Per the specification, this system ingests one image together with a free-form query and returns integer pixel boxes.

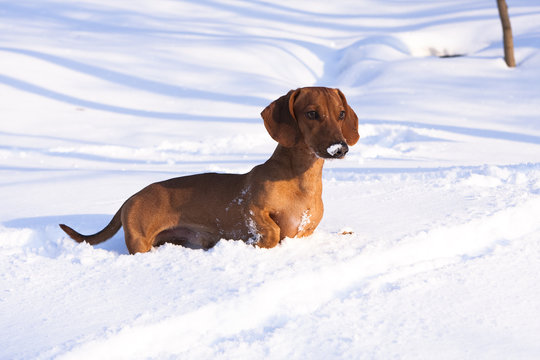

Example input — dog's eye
[306,111,319,120]
[339,111,346,120]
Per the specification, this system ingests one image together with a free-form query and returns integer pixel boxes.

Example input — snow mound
[1,0,540,358]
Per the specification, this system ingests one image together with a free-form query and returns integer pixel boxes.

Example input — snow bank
[3,165,540,359]
[1,0,540,359]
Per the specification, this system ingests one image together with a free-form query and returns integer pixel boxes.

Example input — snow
[1,0,540,359]
[297,210,312,233]
[326,143,344,157]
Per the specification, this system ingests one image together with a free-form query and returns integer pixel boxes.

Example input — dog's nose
[326,141,349,158]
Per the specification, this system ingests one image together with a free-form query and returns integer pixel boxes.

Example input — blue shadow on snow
[4,214,129,255]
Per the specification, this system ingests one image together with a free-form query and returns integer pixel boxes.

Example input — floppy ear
[337,89,360,146]
[261,89,301,148]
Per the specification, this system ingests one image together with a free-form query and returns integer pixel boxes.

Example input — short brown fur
[59,87,359,254]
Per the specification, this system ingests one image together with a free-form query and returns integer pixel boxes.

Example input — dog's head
[261,87,359,159]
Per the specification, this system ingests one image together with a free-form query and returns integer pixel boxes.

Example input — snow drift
[1,0,540,359]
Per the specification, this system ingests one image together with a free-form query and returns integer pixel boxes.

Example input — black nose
[327,141,349,158]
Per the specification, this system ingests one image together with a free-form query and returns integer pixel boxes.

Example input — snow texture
[1,0,540,359]
[326,143,344,157]
[297,210,312,233]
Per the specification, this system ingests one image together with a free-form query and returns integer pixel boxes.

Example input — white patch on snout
[327,143,343,156]
[297,210,312,233]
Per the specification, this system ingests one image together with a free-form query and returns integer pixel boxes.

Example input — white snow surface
[1,0,540,359]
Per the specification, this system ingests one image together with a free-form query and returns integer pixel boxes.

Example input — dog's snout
[326,141,348,158]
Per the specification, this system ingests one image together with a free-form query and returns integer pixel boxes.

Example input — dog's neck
[263,144,324,190]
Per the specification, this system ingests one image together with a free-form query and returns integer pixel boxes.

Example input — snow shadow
[3,214,129,255]
[0,74,255,123]
[361,119,540,145]
[0,47,268,107]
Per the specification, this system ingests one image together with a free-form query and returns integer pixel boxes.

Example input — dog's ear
[337,89,360,146]
[261,89,301,148]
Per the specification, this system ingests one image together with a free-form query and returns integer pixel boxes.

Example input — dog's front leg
[246,209,281,248]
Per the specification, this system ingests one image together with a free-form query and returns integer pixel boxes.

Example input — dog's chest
[277,201,322,239]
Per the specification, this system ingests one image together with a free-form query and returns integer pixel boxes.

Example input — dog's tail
[59,207,123,245]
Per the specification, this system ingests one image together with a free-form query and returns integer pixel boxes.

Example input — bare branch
[496,0,516,67]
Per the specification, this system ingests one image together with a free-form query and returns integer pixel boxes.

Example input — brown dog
[60,87,359,254]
